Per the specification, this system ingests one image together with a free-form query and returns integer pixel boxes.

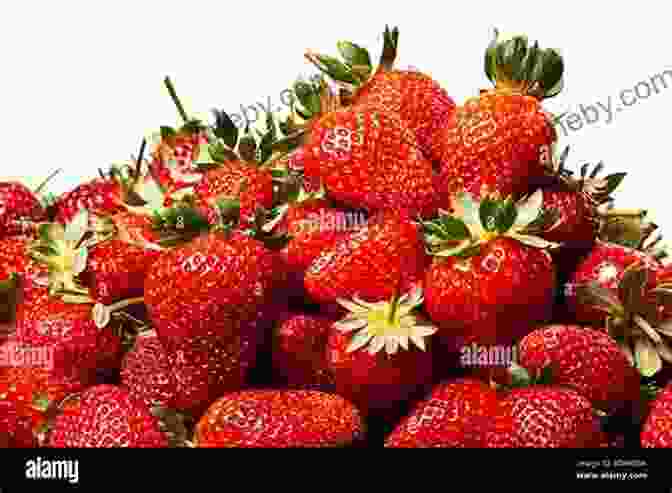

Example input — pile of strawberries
[2,26,672,448]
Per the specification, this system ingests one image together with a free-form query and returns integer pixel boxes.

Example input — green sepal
[211,109,239,149]
[160,126,177,140]
[479,197,517,233]
[206,141,238,165]
[153,205,210,236]
[379,25,399,71]
[337,40,372,81]
[238,130,257,163]
[293,80,323,117]
[309,54,357,84]
[605,173,627,195]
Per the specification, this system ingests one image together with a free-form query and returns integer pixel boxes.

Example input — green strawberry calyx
[574,262,672,377]
[28,209,92,301]
[484,28,564,100]
[422,189,559,258]
[334,285,437,356]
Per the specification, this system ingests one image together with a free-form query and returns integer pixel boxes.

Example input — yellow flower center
[366,305,402,336]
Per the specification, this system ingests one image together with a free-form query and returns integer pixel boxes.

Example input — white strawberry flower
[334,286,437,356]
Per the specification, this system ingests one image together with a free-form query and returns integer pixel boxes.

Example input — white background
[1,1,670,237]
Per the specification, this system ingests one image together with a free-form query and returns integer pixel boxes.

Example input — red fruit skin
[538,189,597,246]
[302,105,437,218]
[144,232,283,354]
[281,200,362,274]
[353,69,456,162]
[194,389,364,448]
[385,378,498,448]
[85,239,161,305]
[432,92,555,206]
[271,313,336,391]
[48,385,168,448]
[424,237,556,347]
[54,178,122,225]
[121,328,260,418]
[304,210,428,305]
[193,161,274,225]
[149,131,209,194]
[0,400,37,448]
[518,325,641,414]
[326,329,434,416]
[0,182,46,239]
[15,292,121,378]
[566,241,661,325]
[486,386,603,448]
[642,384,672,447]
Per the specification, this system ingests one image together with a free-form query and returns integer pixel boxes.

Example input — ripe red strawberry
[193,160,274,225]
[193,389,364,448]
[48,384,169,448]
[0,337,90,441]
[121,329,259,417]
[144,228,286,394]
[271,313,336,390]
[0,171,59,238]
[326,286,436,415]
[423,191,556,347]
[536,148,626,247]
[304,209,428,306]
[641,383,672,447]
[486,386,603,448]
[385,378,499,447]
[571,261,672,379]
[518,324,641,414]
[0,400,37,448]
[304,25,455,161]
[431,30,563,207]
[566,240,662,325]
[15,291,122,379]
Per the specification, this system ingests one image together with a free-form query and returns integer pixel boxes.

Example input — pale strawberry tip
[334,286,437,356]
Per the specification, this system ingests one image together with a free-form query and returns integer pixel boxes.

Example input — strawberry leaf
[311,54,357,84]
[495,198,518,233]
[479,198,500,232]
[160,126,177,140]
[574,282,623,314]
[294,80,322,116]
[211,109,239,149]
[208,141,238,163]
[337,41,372,81]
[605,173,626,195]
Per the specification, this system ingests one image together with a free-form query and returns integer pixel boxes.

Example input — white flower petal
[634,315,663,344]
[512,189,543,230]
[333,317,367,333]
[92,303,111,329]
[385,337,399,355]
[72,248,88,276]
[413,325,438,337]
[336,298,368,313]
[368,336,386,355]
[398,336,409,351]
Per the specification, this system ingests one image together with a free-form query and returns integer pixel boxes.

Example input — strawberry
[48,384,169,448]
[0,400,37,448]
[0,337,90,442]
[566,240,663,326]
[536,147,626,247]
[274,78,437,217]
[486,386,603,448]
[423,191,556,348]
[193,389,364,448]
[121,329,260,418]
[0,170,60,239]
[304,209,428,306]
[304,25,455,161]
[271,313,336,390]
[641,383,672,447]
[326,286,436,415]
[518,324,641,414]
[571,262,672,379]
[384,378,499,447]
[431,30,563,208]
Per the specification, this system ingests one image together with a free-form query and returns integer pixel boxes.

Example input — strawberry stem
[134,139,147,182]
[164,77,188,123]
[33,169,62,195]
